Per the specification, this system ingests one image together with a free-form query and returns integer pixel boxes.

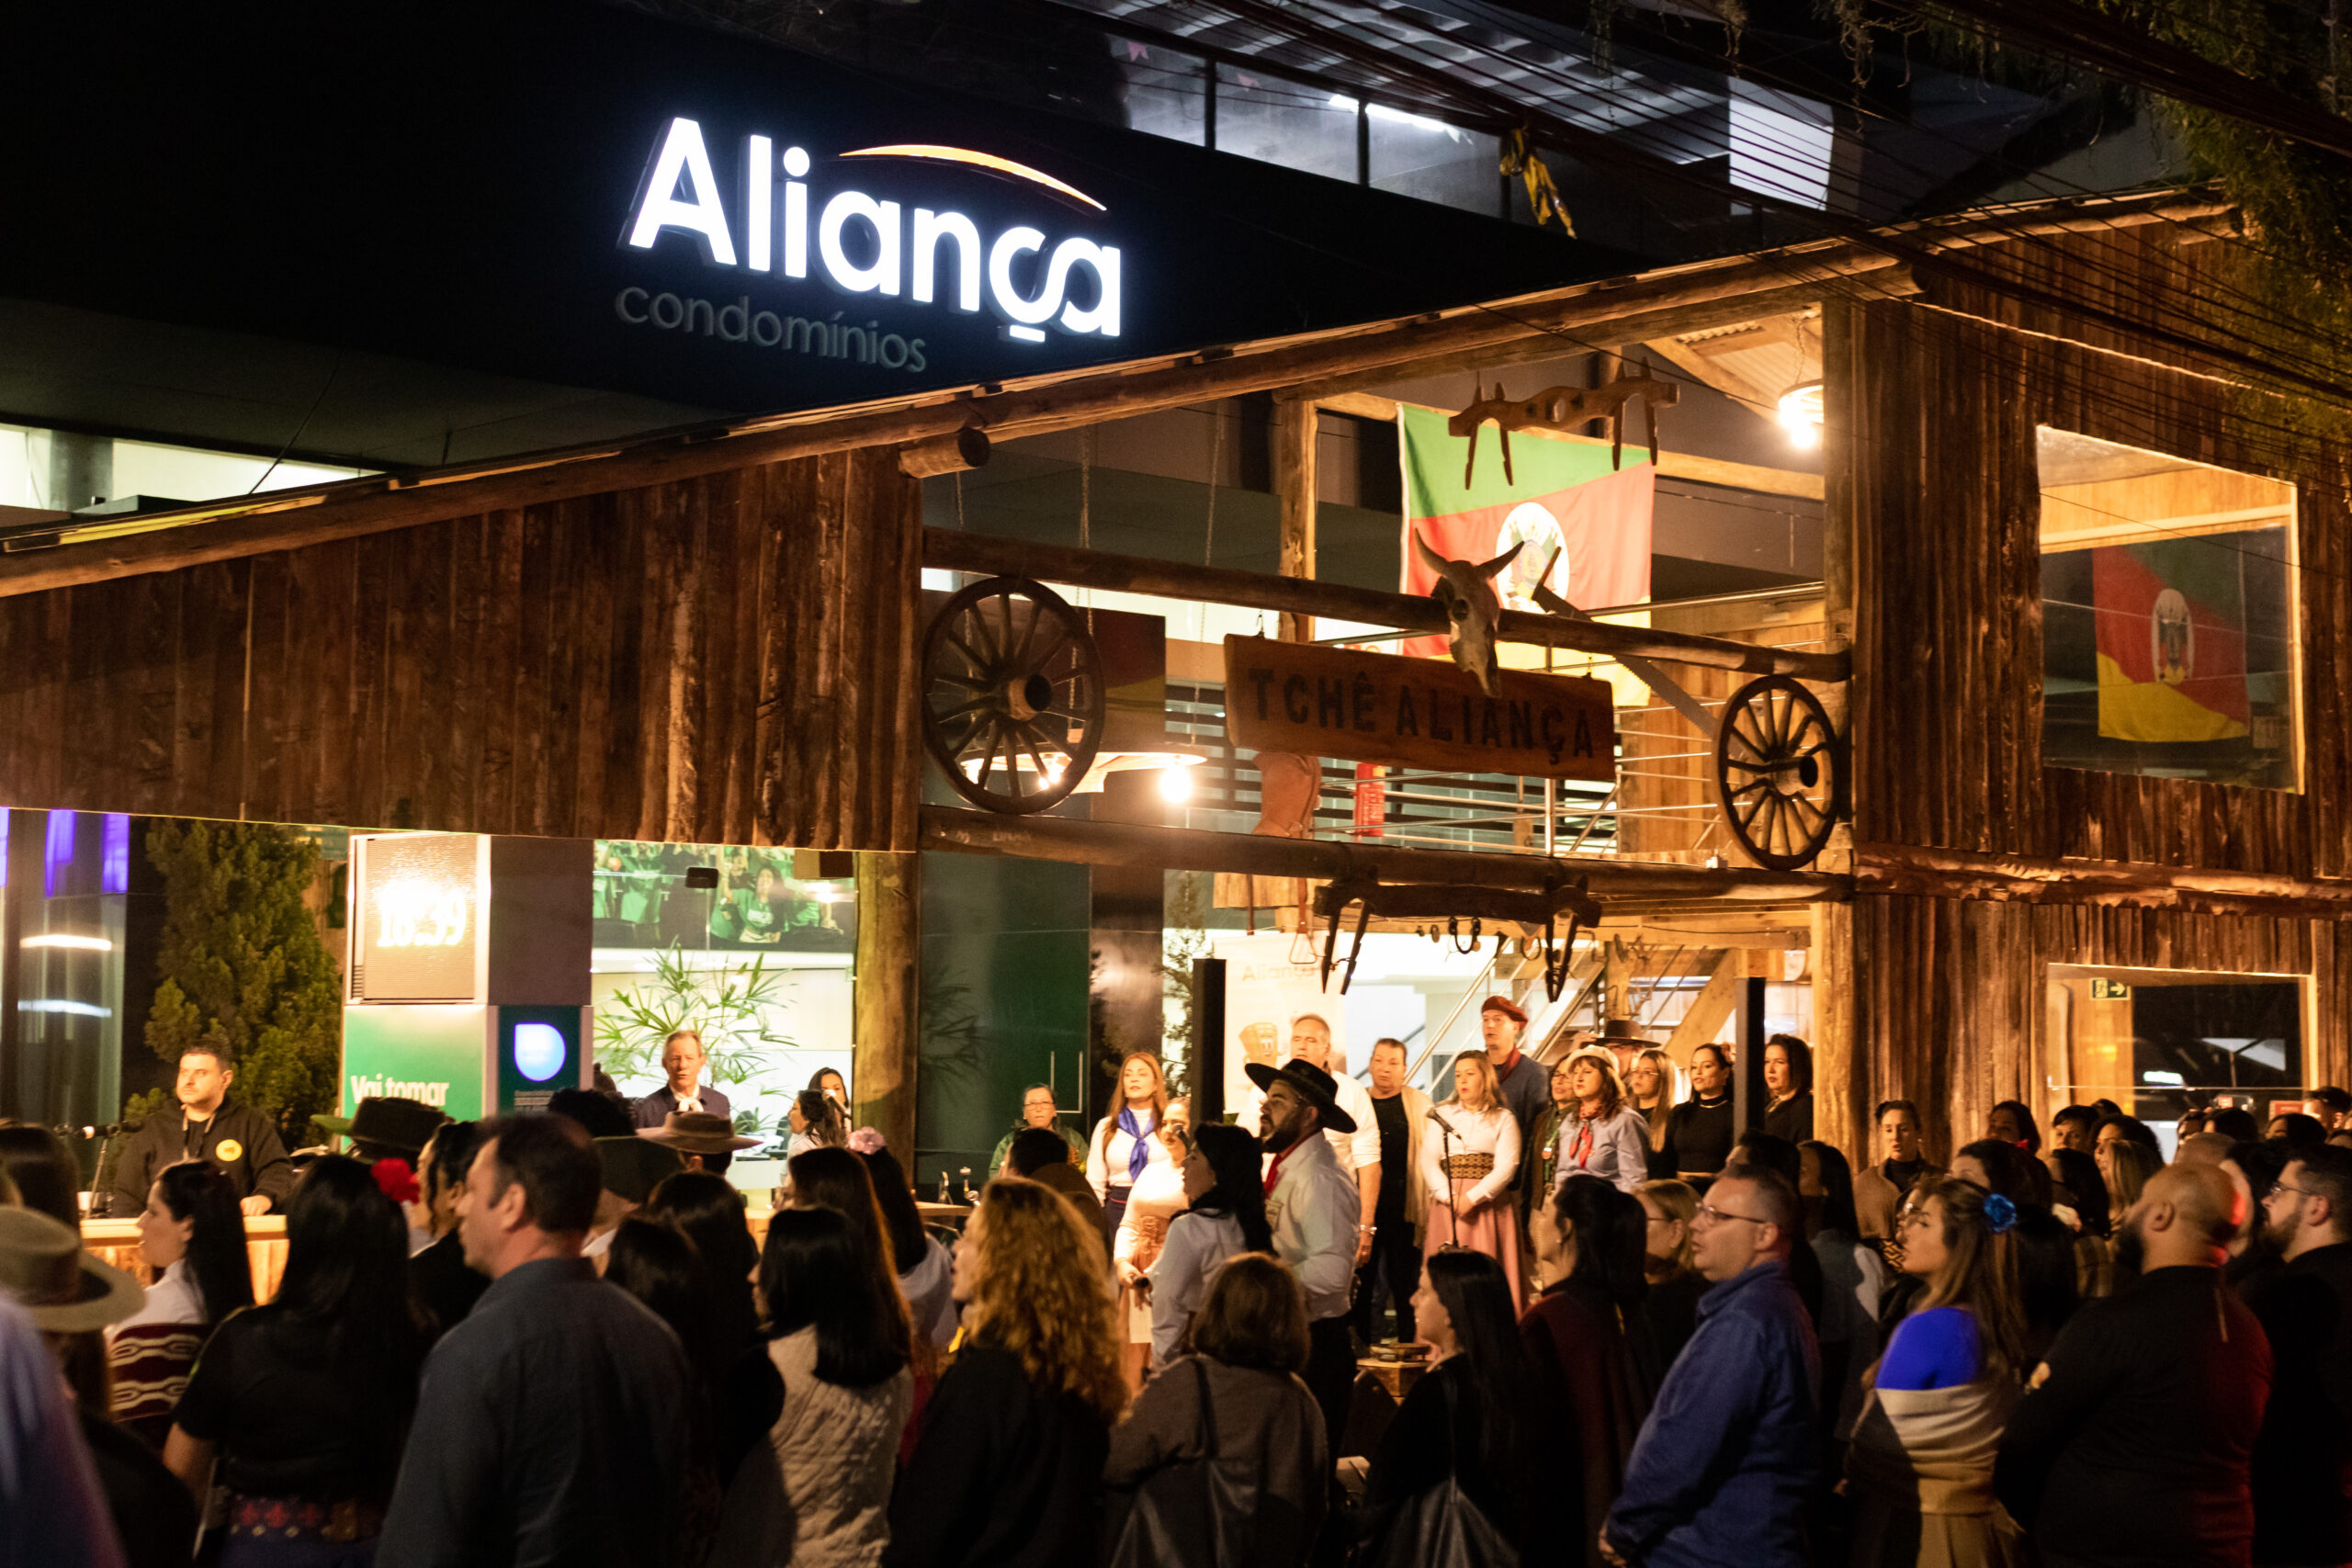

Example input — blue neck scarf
[1115,1106,1155,1182]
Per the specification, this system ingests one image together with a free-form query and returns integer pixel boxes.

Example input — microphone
[1424,1107,1456,1134]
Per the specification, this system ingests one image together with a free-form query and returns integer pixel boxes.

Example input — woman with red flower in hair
[163,1154,424,1566]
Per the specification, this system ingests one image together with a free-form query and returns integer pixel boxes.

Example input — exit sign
[2091,978,2132,1000]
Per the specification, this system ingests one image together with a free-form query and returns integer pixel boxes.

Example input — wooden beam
[1666,952,1745,1058]
[1313,391,1823,501]
[0,193,2225,601]
[1278,275,1915,404]
[853,850,922,1159]
[920,805,1846,902]
[1276,401,1317,642]
[922,529,1849,681]
[1856,842,2352,919]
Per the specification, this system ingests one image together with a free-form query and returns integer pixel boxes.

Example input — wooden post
[853,850,922,1161]
[1276,401,1317,642]
[1813,296,1862,1161]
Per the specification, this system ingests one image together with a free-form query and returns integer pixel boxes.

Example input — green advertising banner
[342,1005,488,1121]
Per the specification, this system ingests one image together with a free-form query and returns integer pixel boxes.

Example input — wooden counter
[83,1217,289,1303]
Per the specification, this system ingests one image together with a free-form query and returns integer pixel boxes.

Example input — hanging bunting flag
[2092,540,2250,743]
[1396,402,1652,662]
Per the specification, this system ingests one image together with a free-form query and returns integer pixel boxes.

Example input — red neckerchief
[1569,1121,1595,1168]
[1263,1141,1294,1195]
[1493,1045,1523,1079]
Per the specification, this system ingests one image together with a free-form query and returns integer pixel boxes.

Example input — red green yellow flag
[1396,403,1652,660]
[2092,540,2249,742]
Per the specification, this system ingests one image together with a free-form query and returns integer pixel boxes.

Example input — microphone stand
[1427,1107,1460,1248]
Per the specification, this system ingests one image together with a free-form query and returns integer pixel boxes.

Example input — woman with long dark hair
[1801,1140,1888,1447]
[643,1170,784,1483]
[1762,1035,1815,1144]
[108,1158,254,1446]
[1845,1178,2030,1568]
[1663,1044,1736,1182]
[858,1146,960,1350]
[885,1177,1126,1568]
[1521,1175,1654,1566]
[1362,1250,1551,1562]
[164,1154,423,1564]
[1146,1122,1271,1368]
[712,1206,915,1567]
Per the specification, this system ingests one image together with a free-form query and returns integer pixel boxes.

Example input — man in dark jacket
[2246,1145,2352,1566]
[1603,1165,1819,1568]
[1996,1163,2271,1568]
[106,1045,290,1217]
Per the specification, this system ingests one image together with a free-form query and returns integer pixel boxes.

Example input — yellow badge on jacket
[216,1139,243,1162]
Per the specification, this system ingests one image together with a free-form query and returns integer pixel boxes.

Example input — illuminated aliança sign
[619,116,1121,359]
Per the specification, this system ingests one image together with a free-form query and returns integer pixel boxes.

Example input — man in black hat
[106,1045,290,1218]
[1249,1055,1363,1457]
[317,1096,448,1166]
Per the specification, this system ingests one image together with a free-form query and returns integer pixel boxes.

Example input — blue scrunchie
[1983,1192,2018,1235]
[1116,1105,1156,1182]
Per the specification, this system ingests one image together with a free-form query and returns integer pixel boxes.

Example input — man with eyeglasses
[2246,1144,2352,1567]
[1602,1164,1818,1568]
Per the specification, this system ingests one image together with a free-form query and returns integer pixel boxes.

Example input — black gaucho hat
[1244,1058,1357,1134]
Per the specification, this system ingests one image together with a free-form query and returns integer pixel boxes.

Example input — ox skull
[1412,530,1523,696]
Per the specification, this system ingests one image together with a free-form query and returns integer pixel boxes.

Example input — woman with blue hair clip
[1844,1179,2032,1568]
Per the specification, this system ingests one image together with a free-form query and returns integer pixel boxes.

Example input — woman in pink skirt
[1419,1049,1525,1304]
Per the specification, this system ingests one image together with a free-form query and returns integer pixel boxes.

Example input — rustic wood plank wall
[1836,227,2352,1155]
[0,450,922,851]
[1851,231,2352,873]
[1848,892,2349,1160]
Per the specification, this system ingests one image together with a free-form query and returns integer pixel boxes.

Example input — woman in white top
[1112,1099,1191,1390]
[1145,1122,1272,1368]
[1419,1050,1525,1304]
[1549,1048,1651,1195]
[1086,1051,1170,1244]
[107,1160,253,1447]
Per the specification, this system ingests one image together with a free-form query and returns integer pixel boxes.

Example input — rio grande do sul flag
[2092,539,2249,743]
[1396,402,1653,660]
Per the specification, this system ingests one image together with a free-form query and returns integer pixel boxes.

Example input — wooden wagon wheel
[921,575,1105,814]
[1714,674,1842,871]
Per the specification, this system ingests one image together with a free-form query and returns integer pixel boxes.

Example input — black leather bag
[1103,1359,1259,1568]
[1349,1374,1521,1568]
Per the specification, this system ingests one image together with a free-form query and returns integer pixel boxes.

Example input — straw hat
[0,1208,143,1333]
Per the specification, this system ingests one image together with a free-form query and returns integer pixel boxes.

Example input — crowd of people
[5,1010,2351,1568]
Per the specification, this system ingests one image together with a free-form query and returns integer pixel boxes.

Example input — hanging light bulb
[1777,380,1824,450]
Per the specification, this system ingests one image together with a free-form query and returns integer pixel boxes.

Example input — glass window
[2050,969,2305,1156]
[2038,428,2299,790]
[1109,39,1207,146]
[1368,106,1499,217]
[1214,64,1358,181]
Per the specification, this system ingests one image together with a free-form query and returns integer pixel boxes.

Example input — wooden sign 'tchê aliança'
[1222,635,1616,782]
